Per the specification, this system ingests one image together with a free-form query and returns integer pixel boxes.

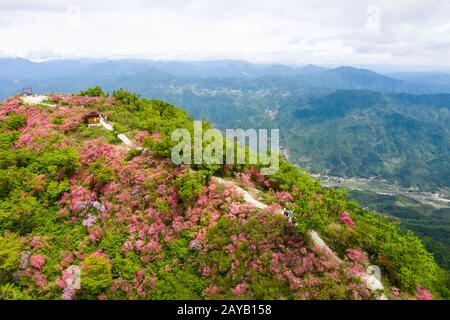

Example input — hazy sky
[1,0,449,68]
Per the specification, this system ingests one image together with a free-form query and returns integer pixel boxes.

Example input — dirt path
[213,176,388,300]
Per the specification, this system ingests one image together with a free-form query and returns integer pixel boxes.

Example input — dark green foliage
[30,148,80,179]
[112,89,139,104]
[80,86,107,97]
[52,116,63,125]
[353,212,449,296]
[0,233,23,282]
[349,189,450,271]
[0,283,32,300]
[6,114,27,130]
[80,254,113,297]
[90,159,115,187]
[126,148,143,161]
[174,171,204,204]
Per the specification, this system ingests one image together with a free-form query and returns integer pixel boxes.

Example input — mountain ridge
[3,58,450,94]
[0,89,447,300]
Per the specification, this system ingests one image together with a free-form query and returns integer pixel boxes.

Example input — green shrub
[174,171,204,204]
[126,148,143,161]
[45,180,70,201]
[80,254,112,297]
[79,86,107,98]
[52,117,63,125]
[90,159,115,186]
[353,212,449,297]
[31,148,80,178]
[0,233,23,281]
[6,114,27,130]
[112,89,139,105]
[0,283,31,300]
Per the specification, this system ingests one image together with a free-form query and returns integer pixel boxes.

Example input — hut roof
[83,110,101,118]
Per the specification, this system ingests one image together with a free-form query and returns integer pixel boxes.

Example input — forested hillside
[1,89,447,300]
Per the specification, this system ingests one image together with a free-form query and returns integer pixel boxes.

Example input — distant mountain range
[2,58,450,98]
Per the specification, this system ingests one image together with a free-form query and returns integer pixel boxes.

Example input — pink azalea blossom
[234,172,252,185]
[136,269,146,279]
[29,236,42,248]
[340,211,356,228]
[415,287,432,300]
[33,272,47,287]
[349,264,365,276]
[203,285,219,296]
[231,283,248,296]
[30,255,46,270]
[276,191,294,203]
[88,227,103,243]
[150,132,161,141]
[56,278,66,289]
[190,239,203,251]
[156,184,166,195]
[345,248,367,264]
[134,131,149,143]
[98,293,107,300]
[200,266,211,277]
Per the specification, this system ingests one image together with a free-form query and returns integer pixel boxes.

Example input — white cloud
[0,0,449,68]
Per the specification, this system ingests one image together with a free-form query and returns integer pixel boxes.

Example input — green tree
[80,254,112,298]
[79,86,107,97]
[174,171,204,204]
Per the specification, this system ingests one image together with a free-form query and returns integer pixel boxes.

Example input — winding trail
[213,176,388,300]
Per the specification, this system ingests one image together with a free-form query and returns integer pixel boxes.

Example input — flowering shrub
[197,212,371,299]
[49,94,104,107]
[415,287,432,300]
[340,211,356,228]
[133,131,151,148]
[30,255,46,270]
[150,132,162,141]
[243,167,270,188]
[231,283,248,296]
[88,227,103,243]
[345,249,368,265]
[275,191,294,203]
[62,185,97,212]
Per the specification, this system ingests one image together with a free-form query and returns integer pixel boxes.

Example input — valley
[312,173,450,269]
[314,174,450,209]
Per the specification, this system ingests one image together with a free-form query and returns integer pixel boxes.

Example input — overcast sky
[1,0,449,69]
